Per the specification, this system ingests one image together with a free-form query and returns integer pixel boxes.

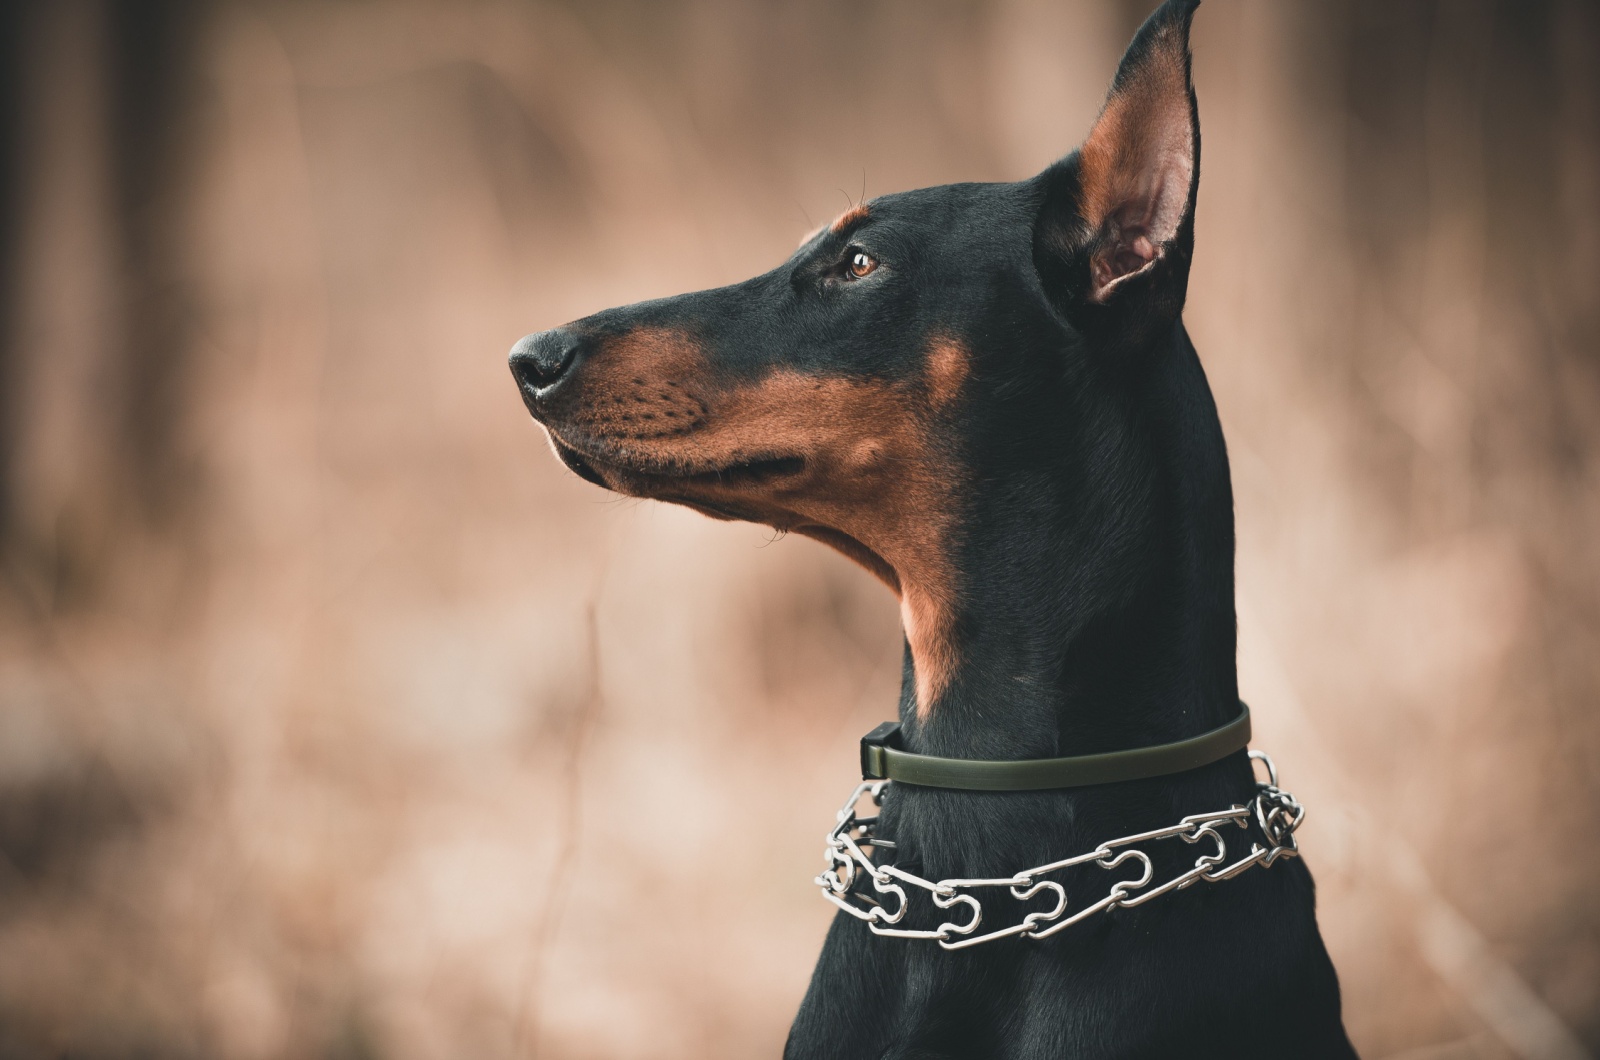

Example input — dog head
[511,0,1202,716]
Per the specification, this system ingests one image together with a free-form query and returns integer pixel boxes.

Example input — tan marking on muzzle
[564,328,712,445]
[553,322,969,716]
[644,367,963,716]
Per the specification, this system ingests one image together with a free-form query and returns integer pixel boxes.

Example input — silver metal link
[815,750,1305,950]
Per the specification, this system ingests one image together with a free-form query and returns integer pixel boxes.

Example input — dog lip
[676,455,806,486]
[547,434,607,486]
[546,430,805,490]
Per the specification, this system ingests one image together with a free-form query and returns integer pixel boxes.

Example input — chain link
[815,749,1305,950]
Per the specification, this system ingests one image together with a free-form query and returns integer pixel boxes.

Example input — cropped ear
[1033,0,1200,338]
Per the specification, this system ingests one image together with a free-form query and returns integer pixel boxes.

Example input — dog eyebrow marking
[828,202,870,234]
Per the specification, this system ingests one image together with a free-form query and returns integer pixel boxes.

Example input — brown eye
[847,250,878,278]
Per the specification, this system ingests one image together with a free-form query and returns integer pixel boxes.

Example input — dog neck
[899,324,1239,766]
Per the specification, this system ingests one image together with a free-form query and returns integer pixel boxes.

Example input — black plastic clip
[860,721,903,780]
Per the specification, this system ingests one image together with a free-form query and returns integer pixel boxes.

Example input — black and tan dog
[510,1,1354,1055]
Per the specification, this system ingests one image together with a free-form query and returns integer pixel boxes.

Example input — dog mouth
[545,432,902,595]
[675,454,807,487]
[549,434,805,494]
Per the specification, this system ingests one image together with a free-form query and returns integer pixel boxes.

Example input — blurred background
[0,1,1597,1057]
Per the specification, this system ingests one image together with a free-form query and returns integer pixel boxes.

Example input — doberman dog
[510,1,1356,1055]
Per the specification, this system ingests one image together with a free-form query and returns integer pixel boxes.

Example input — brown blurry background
[0,1,1597,1057]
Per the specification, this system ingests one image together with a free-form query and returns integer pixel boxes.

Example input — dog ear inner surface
[1032,0,1200,324]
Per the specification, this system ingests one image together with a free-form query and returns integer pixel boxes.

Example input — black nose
[509,328,582,391]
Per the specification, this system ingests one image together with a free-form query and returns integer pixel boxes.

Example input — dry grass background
[0,1,1597,1057]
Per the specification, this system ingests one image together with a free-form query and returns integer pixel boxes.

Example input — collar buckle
[860,721,902,780]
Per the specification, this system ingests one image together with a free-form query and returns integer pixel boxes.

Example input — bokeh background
[0,1,1597,1057]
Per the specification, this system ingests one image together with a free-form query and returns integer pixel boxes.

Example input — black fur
[510,2,1356,1055]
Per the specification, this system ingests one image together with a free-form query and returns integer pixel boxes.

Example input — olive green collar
[858,702,1252,791]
